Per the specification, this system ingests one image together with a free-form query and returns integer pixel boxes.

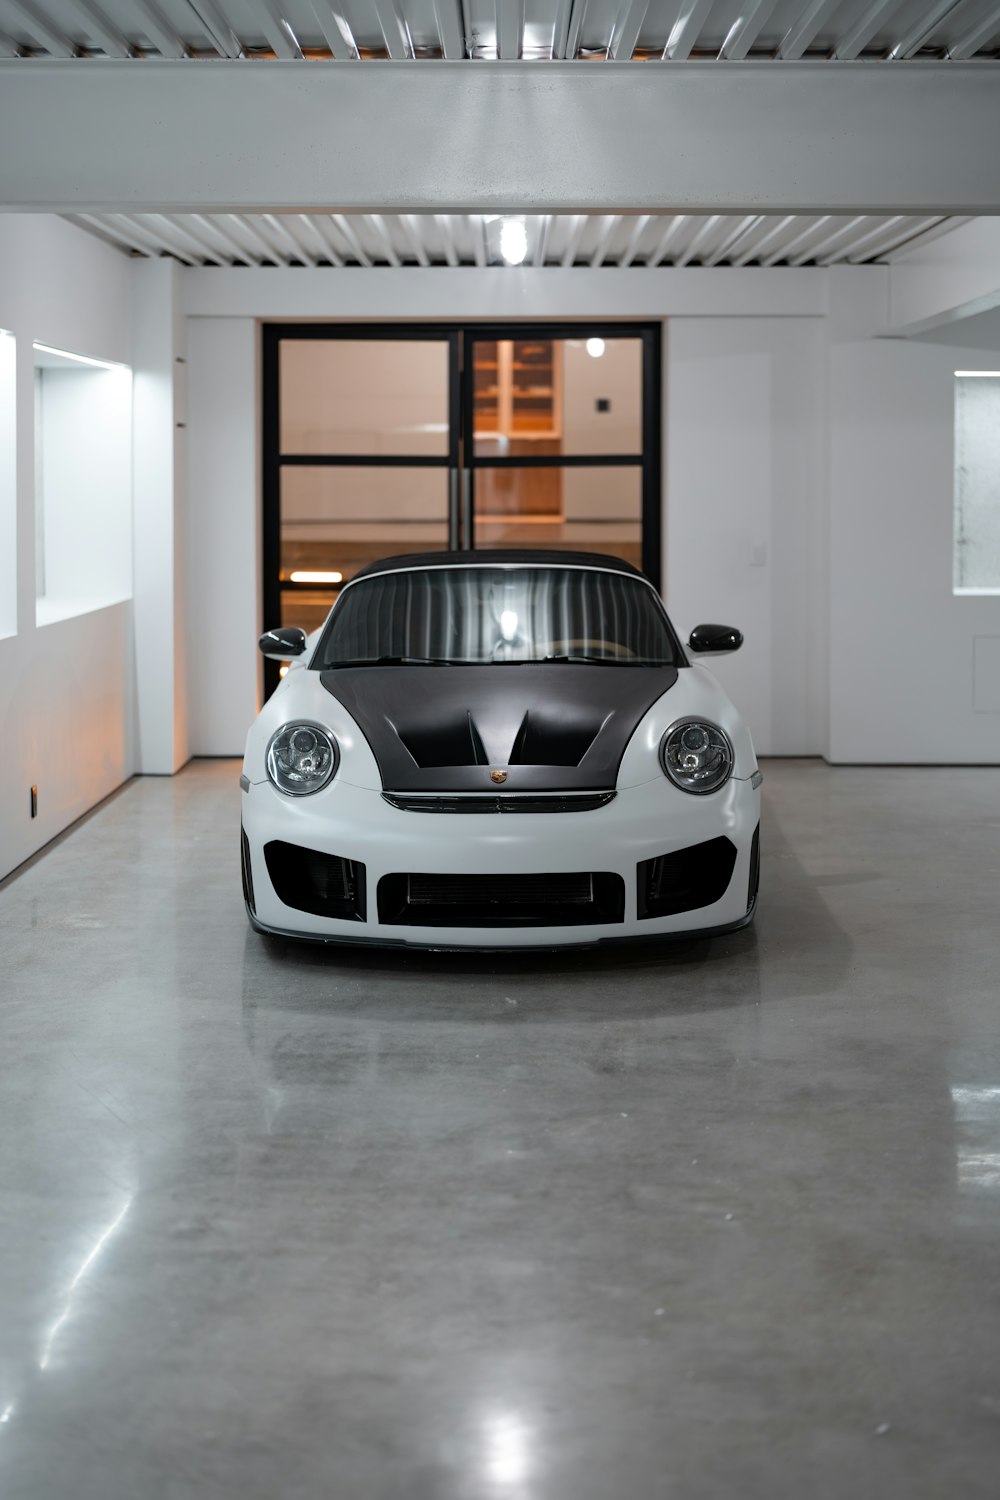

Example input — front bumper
[241,775,760,950]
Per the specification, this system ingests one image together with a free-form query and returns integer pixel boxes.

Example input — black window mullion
[470,454,644,470]
[278,454,451,468]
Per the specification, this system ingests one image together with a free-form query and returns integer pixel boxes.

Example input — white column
[131,257,189,772]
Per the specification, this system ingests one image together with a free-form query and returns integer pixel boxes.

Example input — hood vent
[393,705,607,771]
[509,707,609,768]
[392,709,489,769]
[320,663,678,792]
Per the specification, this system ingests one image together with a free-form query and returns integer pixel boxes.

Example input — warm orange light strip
[289,570,343,584]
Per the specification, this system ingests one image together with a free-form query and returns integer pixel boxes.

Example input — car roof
[348,549,647,583]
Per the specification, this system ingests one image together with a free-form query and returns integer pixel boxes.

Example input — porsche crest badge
[490,769,508,785]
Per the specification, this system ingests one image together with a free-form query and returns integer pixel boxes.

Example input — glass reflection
[38,1195,132,1371]
[482,1408,532,1487]
[951,1087,1000,1191]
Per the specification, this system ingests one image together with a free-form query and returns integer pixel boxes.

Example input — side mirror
[689,623,743,655]
[259,626,308,661]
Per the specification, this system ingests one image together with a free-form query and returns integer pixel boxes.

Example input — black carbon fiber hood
[319,664,678,792]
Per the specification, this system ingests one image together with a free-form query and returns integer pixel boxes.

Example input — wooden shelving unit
[473,339,563,441]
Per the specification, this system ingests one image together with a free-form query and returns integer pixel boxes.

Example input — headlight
[266,722,338,796]
[660,719,733,795]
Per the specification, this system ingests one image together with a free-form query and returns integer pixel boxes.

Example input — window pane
[280,589,335,636]
[280,340,449,456]
[472,337,642,458]
[280,467,449,590]
[955,374,1000,592]
[474,466,642,572]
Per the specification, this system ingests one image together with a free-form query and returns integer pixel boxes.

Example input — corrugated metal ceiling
[2,0,1000,60]
[65,210,967,267]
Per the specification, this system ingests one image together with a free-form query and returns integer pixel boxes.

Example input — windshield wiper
[322,655,457,669]
[537,654,671,666]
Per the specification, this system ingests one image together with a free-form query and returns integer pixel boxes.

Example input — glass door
[464,325,660,579]
[262,322,660,696]
[262,325,458,694]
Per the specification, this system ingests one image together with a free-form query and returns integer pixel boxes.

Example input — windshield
[312,565,678,669]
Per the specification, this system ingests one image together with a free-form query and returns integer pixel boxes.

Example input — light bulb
[499,220,528,266]
[586,337,605,359]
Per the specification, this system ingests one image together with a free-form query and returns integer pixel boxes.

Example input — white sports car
[241,550,761,949]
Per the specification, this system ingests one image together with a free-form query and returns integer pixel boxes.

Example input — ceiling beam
[371,0,412,58]
[245,0,301,59]
[718,0,781,60]
[495,0,524,59]
[887,0,963,59]
[607,0,649,61]
[4,0,75,56]
[589,214,620,267]
[309,2,357,57]
[532,215,552,267]
[732,214,796,265]
[186,0,243,58]
[133,0,187,58]
[62,0,132,57]
[431,0,465,58]
[948,2,1000,58]
[646,215,688,266]
[835,0,905,59]
[703,213,761,264]
[674,214,722,266]
[778,0,840,59]
[617,213,651,267]
[663,0,714,61]
[2,62,1000,214]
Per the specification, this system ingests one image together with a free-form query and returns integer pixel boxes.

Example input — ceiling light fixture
[499,219,528,266]
[586,337,606,359]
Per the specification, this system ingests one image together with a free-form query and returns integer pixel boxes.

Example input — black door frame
[261,321,662,696]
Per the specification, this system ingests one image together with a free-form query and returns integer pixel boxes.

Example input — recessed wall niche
[33,342,132,626]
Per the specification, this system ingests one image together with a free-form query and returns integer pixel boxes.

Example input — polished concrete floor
[1,759,999,1499]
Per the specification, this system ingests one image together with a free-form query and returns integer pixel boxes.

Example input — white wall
[0,216,135,882]
[180,263,999,767]
[184,310,828,759]
[667,318,826,758]
[0,329,14,641]
[829,339,1000,762]
[185,317,258,756]
[132,257,189,774]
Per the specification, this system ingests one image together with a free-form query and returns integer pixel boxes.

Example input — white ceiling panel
[1,0,998,56]
[65,209,970,266]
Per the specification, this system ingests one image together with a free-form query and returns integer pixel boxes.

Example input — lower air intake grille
[637,836,738,920]
[378,871,625,928]
[264,840,366,922]
[240,826,255,916]
[748,823,760,911]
